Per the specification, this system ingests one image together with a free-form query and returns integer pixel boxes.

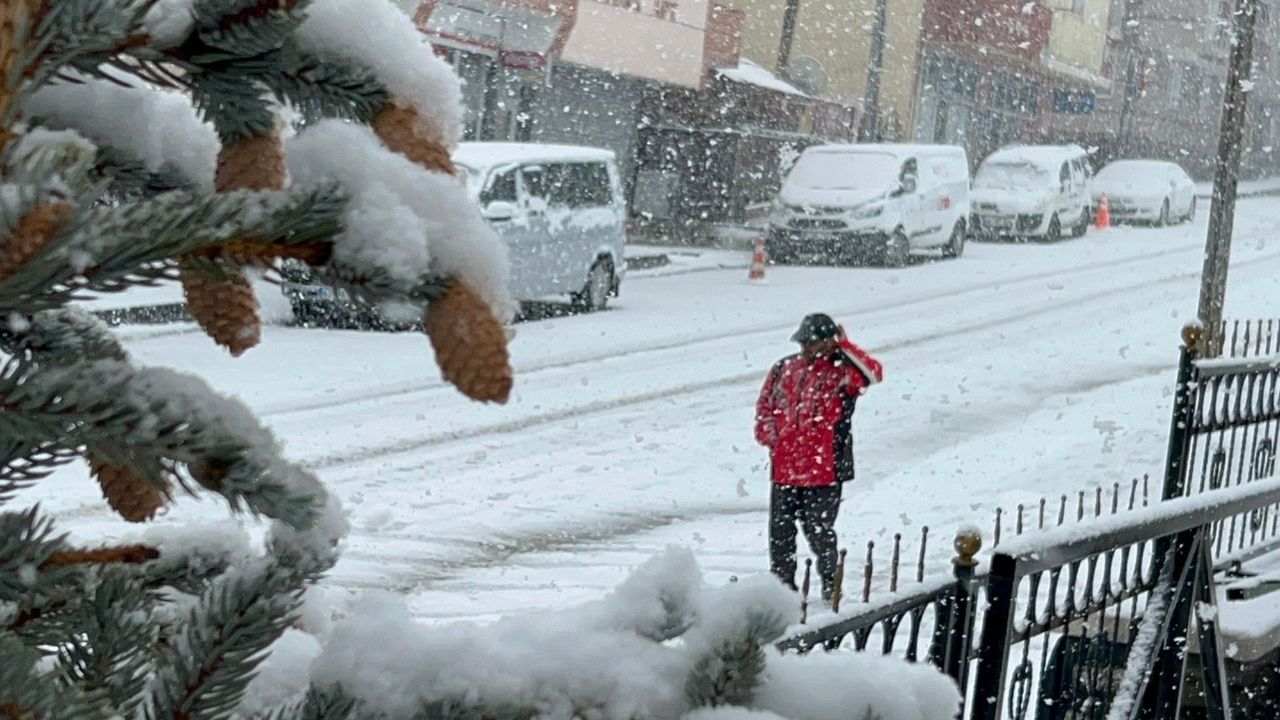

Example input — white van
[458,143,626,310]
[767,143,970,267]
[971,145,1092,241]
[284,143,627,327]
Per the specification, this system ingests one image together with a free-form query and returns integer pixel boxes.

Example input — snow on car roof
[982,144,1086,167]
[804,143,966,159]
[454,142,616,170]
[1099,159,1179,172]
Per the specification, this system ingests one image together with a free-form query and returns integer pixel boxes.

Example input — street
[31,198,1280,624]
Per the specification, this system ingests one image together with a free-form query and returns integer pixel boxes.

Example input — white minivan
[971,145,1092,241]
[767,144,970,267]
[284,142,627,327]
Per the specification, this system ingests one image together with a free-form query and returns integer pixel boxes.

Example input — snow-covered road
[31,198,1280,624]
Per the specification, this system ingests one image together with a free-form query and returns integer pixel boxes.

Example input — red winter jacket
[754,339,883,487]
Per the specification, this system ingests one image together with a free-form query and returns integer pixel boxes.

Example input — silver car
[1090,159,1197,226]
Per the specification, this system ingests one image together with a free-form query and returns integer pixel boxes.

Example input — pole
[1116,0,1142,156]
[777,0,801,73]
[1198,0,1259,356]
[859,0,888,142]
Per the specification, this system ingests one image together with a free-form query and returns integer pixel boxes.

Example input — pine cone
[371,103,455,175]
[215,132,286,191]
[180,261,261,357]
[0,1,42,156]
[188,457,231,491]
[92,457,168,523]
[424,281,513,404]
[0,202,73,283]
[180,133,286,354]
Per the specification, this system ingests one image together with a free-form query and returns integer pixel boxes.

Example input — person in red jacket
[755,312,883,600]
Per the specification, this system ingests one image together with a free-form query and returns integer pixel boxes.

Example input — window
[480,169,517,205]
[521,166,548,200]
[900,158,919,192]
[1059,162,1071,189]
[546,163,614,208]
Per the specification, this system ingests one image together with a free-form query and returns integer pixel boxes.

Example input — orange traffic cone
[1094,193,1111,230]
[748,235,767,282]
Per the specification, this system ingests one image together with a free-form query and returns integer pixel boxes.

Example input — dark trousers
[769,483,841,598]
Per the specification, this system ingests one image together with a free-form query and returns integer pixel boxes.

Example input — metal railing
[1165,323,1280,570]
[776,320,1280,720]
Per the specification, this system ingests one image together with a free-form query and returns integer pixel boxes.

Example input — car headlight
[850,204,884,220]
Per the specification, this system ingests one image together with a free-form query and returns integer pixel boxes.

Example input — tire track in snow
[339,504,758,592]
[312,246,1280,471]
[258,234,1224,420]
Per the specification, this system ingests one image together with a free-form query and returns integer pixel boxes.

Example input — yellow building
[1044,0,1112,88]
[720,0,926,138]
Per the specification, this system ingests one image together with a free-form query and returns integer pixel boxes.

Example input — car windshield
[784,152,899,191]
[1095,162,1168,185]
[975,161,1053,190]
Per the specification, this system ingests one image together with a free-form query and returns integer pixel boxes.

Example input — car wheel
[1043,213,1061,242]
[1185,199,1197,223]
[1070,208,1089,238]
[575,258,613,312]
[1157,199,1170,227]
[942,220,966,258]
[882,228,909,268]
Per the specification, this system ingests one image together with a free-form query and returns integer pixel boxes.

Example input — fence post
[970,552,1018,720]
[1138,529,1202,720]
[1161,324,1201,500]
[930,529,983,693]
[1193,532,1232,720]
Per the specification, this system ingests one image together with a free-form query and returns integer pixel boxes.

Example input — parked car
[1090,159,1196,226]
[970,145,1092,241]
[285,142,627,328]
[766,143,970,267]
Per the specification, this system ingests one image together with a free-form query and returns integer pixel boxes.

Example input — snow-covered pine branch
[0,1,960,719]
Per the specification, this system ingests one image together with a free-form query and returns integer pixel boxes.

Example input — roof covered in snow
[981,144,1088,168]
[716,59,807,97]
[454,142,616,170]
[803,143,968,160]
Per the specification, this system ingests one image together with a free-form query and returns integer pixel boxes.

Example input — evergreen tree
[0,3,955,718]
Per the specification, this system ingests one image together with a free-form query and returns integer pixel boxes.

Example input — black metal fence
[777,321,1280,720]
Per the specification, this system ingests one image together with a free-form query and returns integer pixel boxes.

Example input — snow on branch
[273,551,957,720]
[286,120,512,318]
[21,76,219,191]
[294,0,463,146]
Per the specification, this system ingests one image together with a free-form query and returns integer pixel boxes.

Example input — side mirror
[898,176,917,196]
[482,201,517,222]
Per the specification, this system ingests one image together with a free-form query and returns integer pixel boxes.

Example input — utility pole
[1115,0,1142,156]
[777,0,801,73]
[859,0,888,142]
[1198,0,1259,356]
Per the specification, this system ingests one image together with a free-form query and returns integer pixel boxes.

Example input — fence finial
[953,529,982,569]
[1183,323,1202,352]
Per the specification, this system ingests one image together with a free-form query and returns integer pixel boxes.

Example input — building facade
[718,0,926,139]
[414,0,856,236]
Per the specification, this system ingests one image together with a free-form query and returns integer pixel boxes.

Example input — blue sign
[1052,88,1096,114]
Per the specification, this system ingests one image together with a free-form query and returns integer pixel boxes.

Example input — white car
[971,145,1092,241]
[766,143,970,266]
[1091,159,1196,226]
